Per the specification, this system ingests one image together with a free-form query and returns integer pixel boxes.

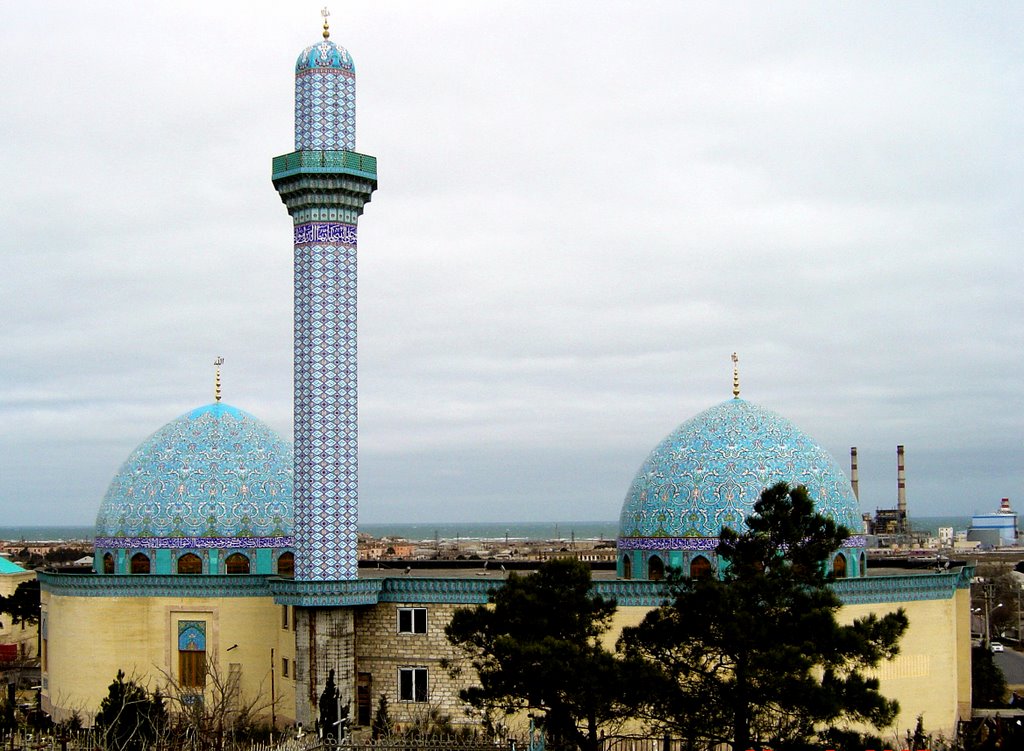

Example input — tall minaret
[273,10,377,582]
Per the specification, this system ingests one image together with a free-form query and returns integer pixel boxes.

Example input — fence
[0,732,519,751]
[251,739,514,751]
[2,733,694,751]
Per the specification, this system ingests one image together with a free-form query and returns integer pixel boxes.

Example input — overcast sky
[2,2,1022,527]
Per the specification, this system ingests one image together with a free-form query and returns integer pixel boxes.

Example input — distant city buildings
[968,497,1020,548]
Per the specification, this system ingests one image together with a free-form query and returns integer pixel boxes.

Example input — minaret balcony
[272,149,377,182]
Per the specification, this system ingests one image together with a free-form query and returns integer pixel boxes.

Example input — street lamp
[991,602,1006,641]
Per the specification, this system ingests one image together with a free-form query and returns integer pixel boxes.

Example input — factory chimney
[897,444,907,519]
[850,447,859,501]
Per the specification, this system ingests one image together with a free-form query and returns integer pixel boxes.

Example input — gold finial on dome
[214,356,225,403]
[321,6,331,39]
[731,352,740,398]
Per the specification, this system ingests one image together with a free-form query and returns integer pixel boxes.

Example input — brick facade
[354,601,476,730]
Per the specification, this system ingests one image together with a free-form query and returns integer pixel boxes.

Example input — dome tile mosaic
[95,403,294,550]
[618,398,862,546]
[294,39,356,152]
[295,40,355,74]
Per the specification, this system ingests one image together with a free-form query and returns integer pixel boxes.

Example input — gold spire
[214,356,224,403]
[321,6,331,39]
[731,352,740,398]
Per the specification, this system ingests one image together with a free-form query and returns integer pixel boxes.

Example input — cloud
[2,1,1023,526]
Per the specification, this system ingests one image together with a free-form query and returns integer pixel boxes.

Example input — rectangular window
[282,657,289,678]
[398,667,427,702]
[227,663,241,711]
[178,620,207,689]
[397,607,427,634]
[282,605,289,629]
[179,650,207,689]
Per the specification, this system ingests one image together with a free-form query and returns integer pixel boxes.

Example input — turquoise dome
[295,39,355,74]
[619,398,861,546]
[94,403,294,573]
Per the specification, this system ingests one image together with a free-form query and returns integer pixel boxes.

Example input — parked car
[992,642,1005,653]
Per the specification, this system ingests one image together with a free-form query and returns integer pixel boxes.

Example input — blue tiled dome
[619,398,861,548]
[295,39,355,74]
[94,403,294,574]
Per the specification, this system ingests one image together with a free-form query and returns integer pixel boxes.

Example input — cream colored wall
[954,587,972,718]
[609,596,967,740]
[838,597,963,738]
[41,585,968,739]
[0,570,38,660]
[41,591,295,727]
[274,605,297,726]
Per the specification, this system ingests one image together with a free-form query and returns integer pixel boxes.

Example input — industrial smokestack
[897,445,907,516]
[850,447,859,501]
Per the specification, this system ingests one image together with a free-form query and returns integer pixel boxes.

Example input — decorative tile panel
[39,565,972,607]
[294,40,356,152]
[37,572,274,599]
[294,222,357,245]
[95,536,294,549]
[178,620,206,651]
[617,534,867,551]
[292,223,359,581]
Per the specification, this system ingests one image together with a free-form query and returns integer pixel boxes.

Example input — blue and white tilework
[294,40,356,151]
[293,223,359,581]
[94,402,294,552]
[294,222,357,245]
[178,620,206,651]
[618,398,862,547]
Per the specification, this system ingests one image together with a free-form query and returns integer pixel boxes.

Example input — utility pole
[984,582,994,645]
[270,648,276,733]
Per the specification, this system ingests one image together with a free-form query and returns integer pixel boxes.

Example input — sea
[0,516,973,544]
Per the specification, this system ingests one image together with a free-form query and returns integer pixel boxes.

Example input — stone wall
[295,607,356,727]
[354,601,477,731]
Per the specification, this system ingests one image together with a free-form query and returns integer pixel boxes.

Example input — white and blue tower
[273,13,376,583]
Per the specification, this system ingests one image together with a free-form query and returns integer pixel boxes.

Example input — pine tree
[619,482,909,751]
[0,579,40,627]
[318,669,341,742]
[972,645,1008,708]
[371,693,393,739]
[446,558,654,751]
[95,670,159,751]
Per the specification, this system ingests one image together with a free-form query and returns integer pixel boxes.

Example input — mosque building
[39,13,972,740]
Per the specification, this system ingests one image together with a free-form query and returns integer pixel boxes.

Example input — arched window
[832,553,847,578]
[621,555,632,580]
[178,620,207,689]
[225,553,250,575]
[102,553,114,574]
[690,555,712,580]
[177,553,202,574]
[277,552,295,578]
[130,553,150,575]
[648,555,665,582]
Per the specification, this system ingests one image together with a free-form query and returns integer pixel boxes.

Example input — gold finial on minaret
[731,352,740,398]
[321,7,331,39]
[214,356,224,403]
